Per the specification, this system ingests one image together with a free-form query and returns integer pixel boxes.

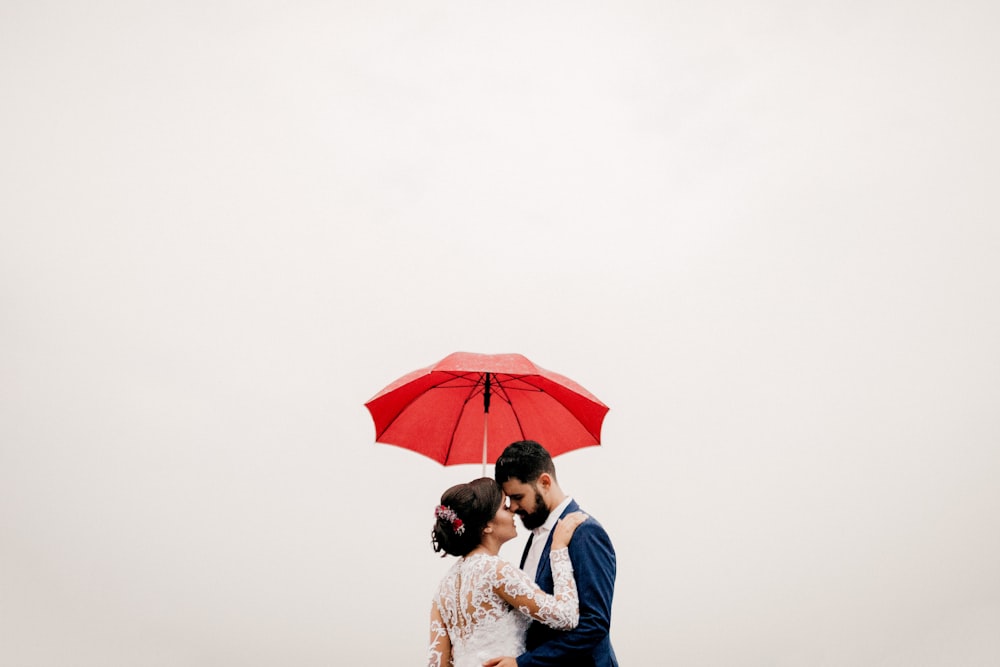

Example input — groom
[485,440,619,667]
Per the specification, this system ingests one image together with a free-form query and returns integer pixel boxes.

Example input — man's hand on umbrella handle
[551,511,589,550]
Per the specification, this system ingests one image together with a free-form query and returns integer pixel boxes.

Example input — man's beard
[517,491,550,530]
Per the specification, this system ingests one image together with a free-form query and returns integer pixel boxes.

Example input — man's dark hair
[494,440,557,485]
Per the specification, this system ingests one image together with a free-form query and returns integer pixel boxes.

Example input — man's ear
[537,473,552,490]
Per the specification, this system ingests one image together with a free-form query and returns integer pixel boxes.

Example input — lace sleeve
[492,548,579,629]
[427,600,452,667]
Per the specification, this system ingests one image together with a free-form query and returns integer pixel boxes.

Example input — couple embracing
[428,440,619,667]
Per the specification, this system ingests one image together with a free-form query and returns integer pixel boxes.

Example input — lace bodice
[428,548,578,667]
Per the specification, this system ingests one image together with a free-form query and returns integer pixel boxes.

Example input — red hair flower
[434,504,466,535]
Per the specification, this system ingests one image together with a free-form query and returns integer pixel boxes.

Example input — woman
[428,477,587,667]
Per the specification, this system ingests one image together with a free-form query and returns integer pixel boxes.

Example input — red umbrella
[364,352,609,473]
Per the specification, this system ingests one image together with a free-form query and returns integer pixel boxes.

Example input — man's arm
[516,521,616,667]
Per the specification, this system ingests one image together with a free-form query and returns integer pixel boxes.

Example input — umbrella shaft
[482,411,488,477]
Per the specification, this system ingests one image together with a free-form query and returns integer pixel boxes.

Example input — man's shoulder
[562,500,606,527]
[565,506,614,548]
[566,512,617,575]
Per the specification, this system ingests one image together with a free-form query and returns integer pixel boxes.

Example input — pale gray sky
[2,1,999,665]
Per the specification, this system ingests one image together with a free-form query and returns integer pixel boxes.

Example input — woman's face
[488,496,518,544]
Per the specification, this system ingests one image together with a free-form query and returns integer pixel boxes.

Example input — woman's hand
[482,658,517,667]
[550,511,589,550]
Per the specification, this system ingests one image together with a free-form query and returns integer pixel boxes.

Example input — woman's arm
[492,548,579,629]
[427,601,452,667]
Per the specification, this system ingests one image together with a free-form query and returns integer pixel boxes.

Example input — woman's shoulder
[464,552,520,577]
[464,552,507,567]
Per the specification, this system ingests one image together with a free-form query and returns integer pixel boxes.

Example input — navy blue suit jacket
[517,500,619,667]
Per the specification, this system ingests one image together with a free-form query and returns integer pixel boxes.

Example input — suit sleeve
[516,521,616,667]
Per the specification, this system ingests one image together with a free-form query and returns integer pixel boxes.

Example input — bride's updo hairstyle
[432,477,504,558]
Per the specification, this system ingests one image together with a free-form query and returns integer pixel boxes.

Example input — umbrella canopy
[364,351,609,470]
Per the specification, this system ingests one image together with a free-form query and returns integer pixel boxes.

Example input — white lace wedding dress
[428,548,578,667]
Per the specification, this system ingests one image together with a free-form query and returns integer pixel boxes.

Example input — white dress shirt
[522,496,573,580]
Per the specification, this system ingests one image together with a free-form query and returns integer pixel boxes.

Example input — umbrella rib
[494,374,597,440]
[374,371,482,440]
[441,372,487,465]
[490,375,528,441]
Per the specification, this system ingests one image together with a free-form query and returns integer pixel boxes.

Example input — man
[485,440,619,667]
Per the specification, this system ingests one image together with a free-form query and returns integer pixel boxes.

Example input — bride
[428,477,587,667]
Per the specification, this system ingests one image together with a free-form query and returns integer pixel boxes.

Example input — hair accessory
[434,504,465,535]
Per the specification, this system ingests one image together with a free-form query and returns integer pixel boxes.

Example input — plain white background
[2,1,998,665]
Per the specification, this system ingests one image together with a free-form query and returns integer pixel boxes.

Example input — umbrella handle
[482,411,488,478]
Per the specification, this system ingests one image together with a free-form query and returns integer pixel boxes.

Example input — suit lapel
[535,532,554,587]
[535,500,582,588]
